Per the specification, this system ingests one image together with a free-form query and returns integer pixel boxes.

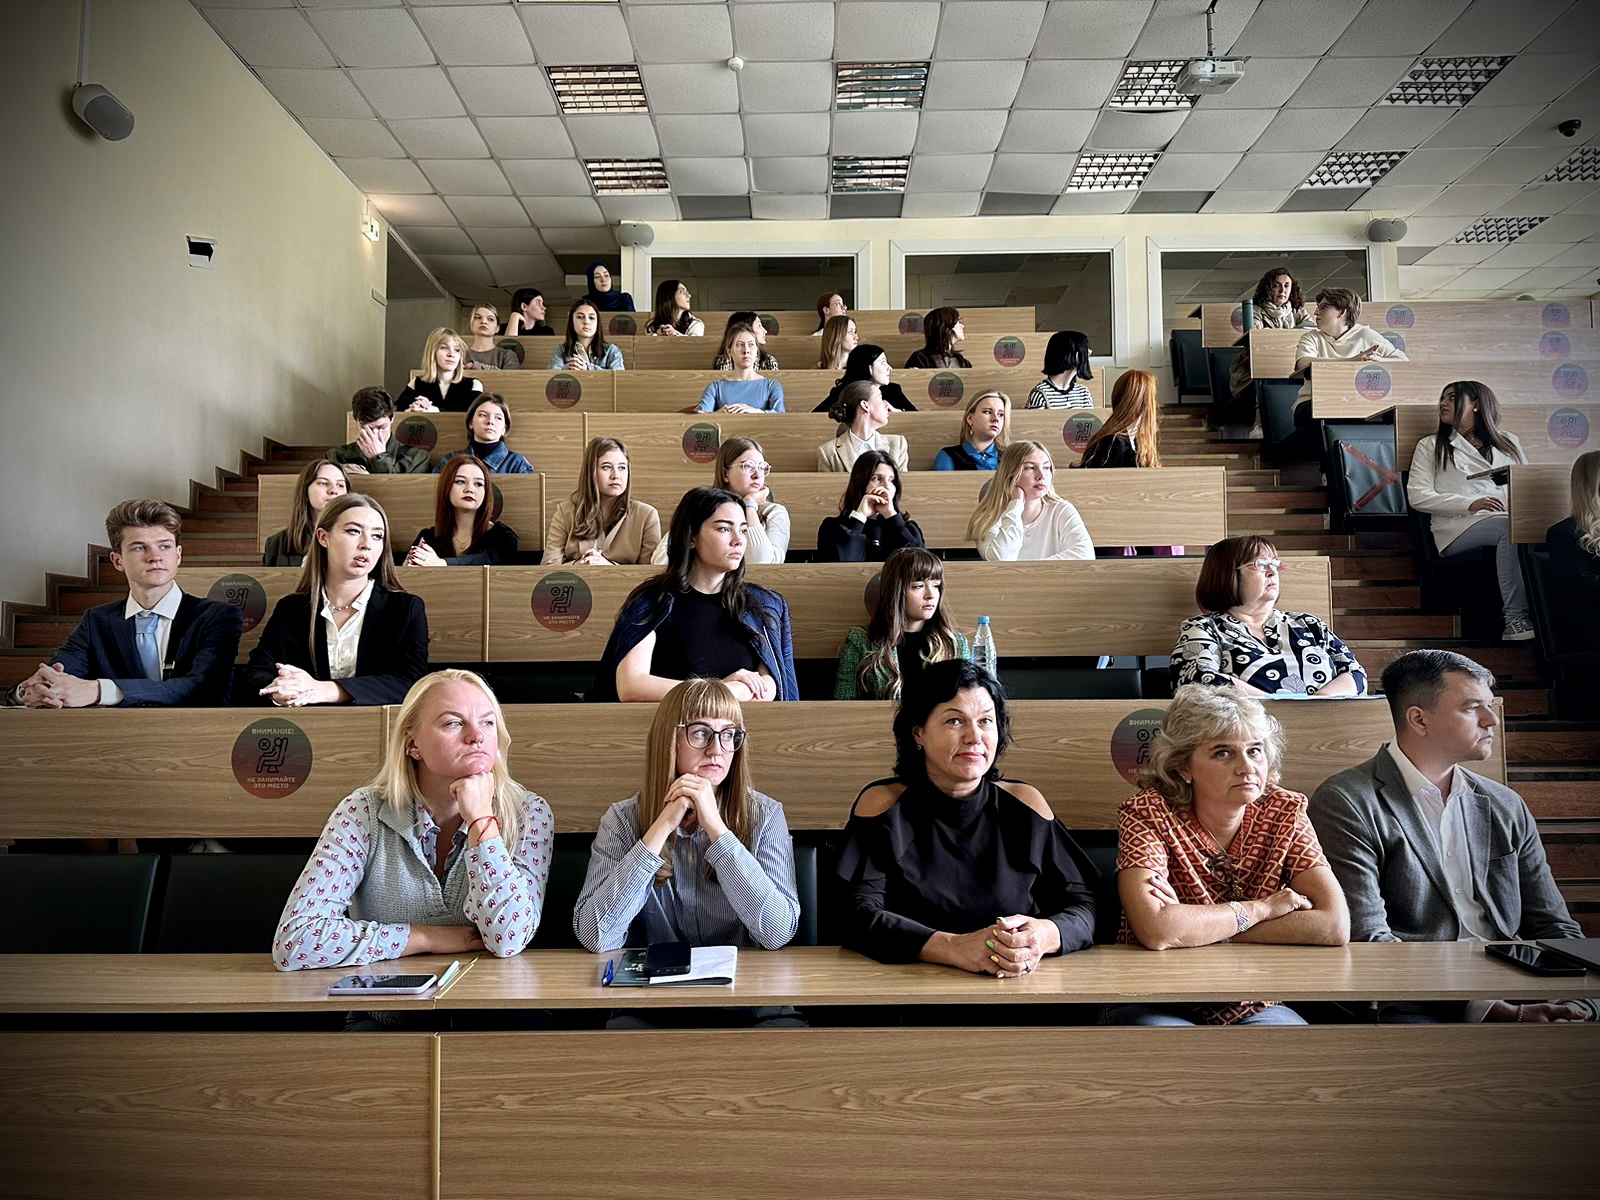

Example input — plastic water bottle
[974,616,998,679]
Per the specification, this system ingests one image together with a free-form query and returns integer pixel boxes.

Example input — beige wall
[386,299,457,397]
[0,0,384,605]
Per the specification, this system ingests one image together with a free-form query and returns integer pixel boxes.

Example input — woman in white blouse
[968,440,1094,561]
[1407,381,1531,640]
[817,381,909,473]
[653,437,791,566]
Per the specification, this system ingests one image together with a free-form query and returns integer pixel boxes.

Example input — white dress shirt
[320,580,375,681]
[100,584,185,706]
[1385,743,1495,941]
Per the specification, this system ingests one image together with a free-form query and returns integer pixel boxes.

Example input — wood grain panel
[438,942,1600,1008]
[0,1033,433,1200]
[259,474,543,553]
[583,307,1034,341]
[1395,403,1596,467]
[344,410,588,485]
[0,707,383,839]
[629,332,1058,373]
[1312,358,1599,419]
[1251,328,1600,376]
[454,368,616,412]
[1509,462,1570,543]
[624,467,1227,550]
[584,409,1116,473]
[1246,328,1302,376]
[175,566,485,662]
[487,335,633,369]
[440,1026,1598,1200]
[484,557,1330,663]
[507,696,1491,833]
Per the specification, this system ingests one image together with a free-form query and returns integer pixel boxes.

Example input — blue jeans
[1440,515,1528,621]
[1098,1003,1307,1026]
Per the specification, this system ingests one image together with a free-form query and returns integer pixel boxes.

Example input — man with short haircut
[326,386,430,475]
[9,500,243,707]
[1310,650,1588,1022]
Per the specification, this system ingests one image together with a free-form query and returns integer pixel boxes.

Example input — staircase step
[1337,614,1457,639]
[1499,688,1552,718]
[1352,642,1539,682]
[1226,489,1329,510]
[1229,513,1329,533]
[1538,824,1600,879]
[193,491,259,514]
[54,587,126,616]
[1332,584,1421,609]
[1518,778,1600,820]
[246,462,307,478]
[1506,726,1600,763]
[265,445,327,464]
[1270,533,1356,552]
[0,653,38,688]
[13,616,78,647]
[173,515,256,534]
[1329,554,1416,582]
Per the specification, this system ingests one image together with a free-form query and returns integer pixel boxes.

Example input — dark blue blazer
[50,592,243,706]
[238,588,429,706]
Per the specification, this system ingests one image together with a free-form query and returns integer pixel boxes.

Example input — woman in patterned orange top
[1103,685,1349,1026]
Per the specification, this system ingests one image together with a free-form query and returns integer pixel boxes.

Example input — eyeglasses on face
[1239,558,1283,575]
[679,722,747,752]
[736,462,771,475]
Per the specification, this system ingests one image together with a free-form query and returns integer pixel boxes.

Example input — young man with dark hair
[9,500,243,707]
[1309,649,1590,1022]
[326,386,430,475]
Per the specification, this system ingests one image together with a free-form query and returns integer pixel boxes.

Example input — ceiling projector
[1177,57,1247,94]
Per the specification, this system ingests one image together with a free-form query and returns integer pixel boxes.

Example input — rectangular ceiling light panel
[585,158,670,194]
[831,156,909,192]
[1301,150,1408,189]
[548,65,648,114]
[1108,61,1196,112]
[1065,153,1159,192]
[1384,57,1512,106]
[1545,146,1600,184]
[1451,215,1547,244]
[836,62,929,110]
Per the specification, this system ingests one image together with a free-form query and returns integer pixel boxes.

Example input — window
[1160,249,1369,340]
[648,256,856,319]
[902,252,1113,351]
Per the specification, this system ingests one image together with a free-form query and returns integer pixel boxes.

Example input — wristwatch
[1226,900,1251,934]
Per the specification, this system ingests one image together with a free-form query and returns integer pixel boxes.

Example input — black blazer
[261,528,305,568]
[814,513,925,563]
[409,522,519,566]
[22,591,242,706]
[1546,517,1600,652]
[239,588,429,706]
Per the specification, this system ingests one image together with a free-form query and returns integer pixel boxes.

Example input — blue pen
[602,958,616,986]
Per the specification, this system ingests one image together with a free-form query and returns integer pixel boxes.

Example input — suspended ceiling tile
[464,227,549,254]
[640,64,742,114]
[521,196,605,227]
[1200,189,1294,213]
[297,118,404,158]
[1327,0,1470,56]
[678,195,754,219]
[743,113,832,157]
[1221,151,1326,191]
[484,254,562,287]
[1033,1,1154,60]
[1395,215,1477,242]
[1471,54,1600,108]
[421,254,495,287]
[1141,152,1244,191]
[916,111,1010,155]
[417,159,511,195]
[738,62,834,113]
[664,157,751,195]
[731,2,836,62]
[906,154,996,191]
[1086,110,1188,152]
[1129,0,1259,57]
[899,192,982,218]
[257,68,375,118]
[751,156,830,193]
[1477,241,1571,269]
[986,152,1076,192]
[1286,57,1414,110]
[1011,59,1120,109]
[1050,191,1137,215]
[204,8,335,68]
[412,5,534,66]
[1000,110,1094,154]
[306,9,434,68]
[656,114,745,157]
[446,196,533,227]
[1192,58,1317,111]
[829,193,904,219]
[933,2,1048,61]
[1414,184,1524,216]
[1454,144,1576,185]
[499,159,594,197]
[392,225,477,255]
[626,4,734,64]
[1354,184,1447,215]
[1525,1,1600,53]
[563,115,661,158]
[1254,107,1365,153]
[835,1,940,59]
[388,117,489,158]
[1424,104,1546,150]
[368,193,456,225]
[596,196,682,222]
[1163,108,1276,154]
[1336,106,1456,151]
[335,156,433,193]
[517,4,631,64]
[349,68,465,119]
[832,110,921,156]
[750,195,831,220]
[925,61,1028,111]
[1378,147,1491,186]
[476,117,576,158]
[1426,0,1571,55]
[446,66,557,118]
[1232,0,1364,56]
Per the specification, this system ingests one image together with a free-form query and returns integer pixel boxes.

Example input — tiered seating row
[0,693,1484,839]
[1196,299,1597,348]
[586,306,1036,343]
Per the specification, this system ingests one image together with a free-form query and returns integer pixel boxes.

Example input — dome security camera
[1559,119,1582,138]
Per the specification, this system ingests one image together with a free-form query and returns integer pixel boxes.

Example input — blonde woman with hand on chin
[274,669,553,987]
[969,440,1093,561]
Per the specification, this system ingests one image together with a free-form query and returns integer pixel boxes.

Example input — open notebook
[604,945,739,987]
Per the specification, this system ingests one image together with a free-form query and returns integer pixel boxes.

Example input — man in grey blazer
[1309,649,1589,1023]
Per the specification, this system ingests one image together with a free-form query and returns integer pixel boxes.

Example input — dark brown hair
[1195,535,1277,613]
[105,499,181,553]
[431,456,494,546]
[1251,267,1304,311]
[1434,381,1523,472]
[350,386,395,427]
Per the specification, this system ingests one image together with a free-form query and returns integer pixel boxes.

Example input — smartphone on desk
[327,972,438,995]
[1485,944,1585,978]
[643,941,692,978]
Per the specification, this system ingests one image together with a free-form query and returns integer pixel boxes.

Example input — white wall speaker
[72,84,134,141]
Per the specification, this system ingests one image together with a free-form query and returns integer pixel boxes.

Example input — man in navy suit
[9,499,243,707]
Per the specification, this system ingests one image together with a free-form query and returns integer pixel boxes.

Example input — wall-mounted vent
[187,237,216,269]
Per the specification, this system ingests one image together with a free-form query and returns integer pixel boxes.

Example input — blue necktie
[134,611,161,681]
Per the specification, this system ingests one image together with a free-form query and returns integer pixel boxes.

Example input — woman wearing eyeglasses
[1171,536,1366,697]
[1103,685,1349,1026]
[573,677,802,1027]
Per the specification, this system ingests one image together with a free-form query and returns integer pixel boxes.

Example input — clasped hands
[950,915,1061,978]
[259,663,340,707]
[724,668,776,703]
[853,484,897,520]
[17,663,98,708]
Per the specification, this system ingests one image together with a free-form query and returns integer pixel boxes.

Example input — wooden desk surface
[0,953,473,1013]
[436,942,1600,1008]
[1312,357,1599,419]
[1509,462,1570,543]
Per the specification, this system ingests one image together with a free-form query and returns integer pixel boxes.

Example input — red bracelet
[467,814,500,840]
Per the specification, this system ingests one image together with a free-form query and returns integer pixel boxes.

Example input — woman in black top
[405,457,519,566]
[1546,450,1600,652]
[264,459,349,567]
[835,659,1096,973]
[505,287,555,337]
[242,494,429,706]
[815,450,925,563]
[904,307,972,370]
[398,328,484,413]
[815,344,915,414]
[1079,368,1160,470]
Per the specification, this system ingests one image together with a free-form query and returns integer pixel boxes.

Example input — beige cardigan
[816,431,910,474]
[541,498,662,565]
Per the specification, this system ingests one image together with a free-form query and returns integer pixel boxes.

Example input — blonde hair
[373,669,523,849]
[1136,685,1284,809]
[637,679,755,883]
[1570,450,1600,554]
[419,327,466,385]
[957,389,1010,449]
[966,439,1062,541]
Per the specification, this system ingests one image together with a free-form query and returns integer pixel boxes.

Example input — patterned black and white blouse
[1170,609,1366,696]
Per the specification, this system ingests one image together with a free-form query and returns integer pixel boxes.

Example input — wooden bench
[458,368,617,411]
[625,466,1228,551]
[1395,403,1597,467]
[581,410,1114,474]
[484,557,1332,663]
[628,332,1058,373]
[1312,358,1600,419]
[0,695,1487,839]
[592,306,1037,342]
[257,473,544,553]
[348,411,588,484]
[1508,463,1571,543]
[1200,299,1596,348]
[173,566,487,662]
[1248,327,1600,381]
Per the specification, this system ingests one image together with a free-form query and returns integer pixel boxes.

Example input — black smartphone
[1485,943,1585,977]
[643,941,692,978]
